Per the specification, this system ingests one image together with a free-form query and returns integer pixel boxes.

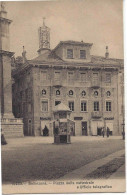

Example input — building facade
[12,20,124,136]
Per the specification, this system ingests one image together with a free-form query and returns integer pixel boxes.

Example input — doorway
[82,121,87,136]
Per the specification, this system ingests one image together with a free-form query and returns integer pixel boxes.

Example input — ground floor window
[106,101,111,111]
[94,101,99,111]
[69,101,74,111]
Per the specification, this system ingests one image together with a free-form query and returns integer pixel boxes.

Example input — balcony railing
[91,111,102,118]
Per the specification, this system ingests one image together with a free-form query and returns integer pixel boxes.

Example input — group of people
[101,127,110,138]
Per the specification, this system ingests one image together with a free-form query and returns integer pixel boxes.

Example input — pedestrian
[102,127,105,138]
[107,127,109,138]
[1,129,7,145]
[122,130,125,140]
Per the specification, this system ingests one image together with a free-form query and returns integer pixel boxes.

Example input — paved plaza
[2,136,125,184]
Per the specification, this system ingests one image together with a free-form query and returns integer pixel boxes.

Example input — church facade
[12,20,124,136]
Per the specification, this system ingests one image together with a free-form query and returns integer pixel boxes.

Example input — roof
[53,103,71,112]
[53,40,93,52]
[31,49,63,63]
[91,55,123,66]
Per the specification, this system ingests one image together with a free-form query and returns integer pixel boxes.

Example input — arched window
[56,90,60,96]
[42,89,46,95]
[106,91,111,97]
[82,90,86,97]
[94,91,98,96]
[69,90,74,96]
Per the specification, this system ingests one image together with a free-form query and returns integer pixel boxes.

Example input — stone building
[12,20,124,136]
[0,3,23,137]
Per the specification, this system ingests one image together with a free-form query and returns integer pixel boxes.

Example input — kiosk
[53,103,73,144]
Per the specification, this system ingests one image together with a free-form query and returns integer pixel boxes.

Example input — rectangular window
[94,101,99,111]
[68,72,73,82]
[67,49,73,59]
[80,73,86,82]
[41,100,48,112]
[105,73,111,83]
[28,89,31,100]
[106,101,111,111]
[25,89,28,101]
[28,103,32,113]
[20,91,23,101]
[41,71,47,80]
[69,101,74,111]
[81,101,87,112]
[54,71,60,80]
[80,50,86,59]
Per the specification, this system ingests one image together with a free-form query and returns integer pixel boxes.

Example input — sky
[5,0,124,59]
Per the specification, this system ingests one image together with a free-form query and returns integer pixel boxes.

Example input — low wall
[1,118,24,138]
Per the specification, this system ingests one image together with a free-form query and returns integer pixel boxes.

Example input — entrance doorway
[82,121,87,136]
[97,127,102,136]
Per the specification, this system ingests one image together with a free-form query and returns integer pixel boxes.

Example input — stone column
[0,51,14,118]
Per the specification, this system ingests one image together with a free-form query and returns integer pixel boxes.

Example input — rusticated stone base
[1,118,24,138]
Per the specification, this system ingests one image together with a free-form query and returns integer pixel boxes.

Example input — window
[25,89,28,101]
[55,101,61,106]
[28,89,31,100]
[68,72,74,82]
[94,101,99,111]
[67,49,73,59]
[20,91,23,101]
[41,71,47,80]
[106,101,111,111]
[80,73,86,82]
[93,73,99,82]
[28,103,32,113]
[41,100,48,112]
[69,101,74,111]
[81,101,87,112]
[56,90,60,96]
[69,90,74,96]
[54,71,60,80]
[42,89,46,95]
[105,73,111,83]
[82,90,86,97]
[80,50,86,59]
[106,91,111,97]
[94,91,98,96]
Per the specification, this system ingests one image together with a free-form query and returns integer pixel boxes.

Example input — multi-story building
[12,20,124,136]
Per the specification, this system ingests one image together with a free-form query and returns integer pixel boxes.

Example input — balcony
[52,80,63,87]
[91,81,100,89]
[91,111,102,118]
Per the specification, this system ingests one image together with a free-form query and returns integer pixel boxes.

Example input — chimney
[105,46,109,59]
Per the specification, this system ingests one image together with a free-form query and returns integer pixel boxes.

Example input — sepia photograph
[0,0,125,193]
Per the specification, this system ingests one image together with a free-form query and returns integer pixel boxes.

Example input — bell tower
[37,17,50,55]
